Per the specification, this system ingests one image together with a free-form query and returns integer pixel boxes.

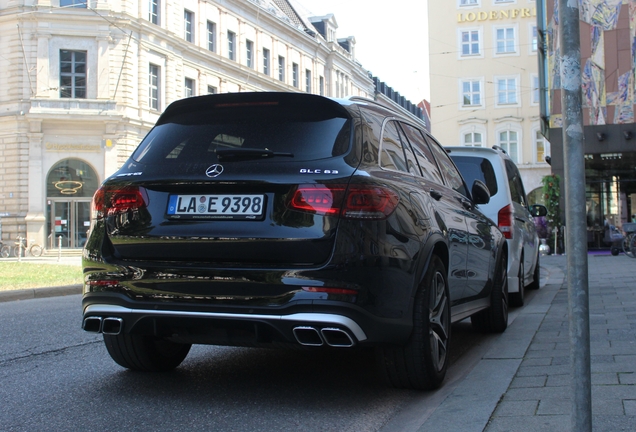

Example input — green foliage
[542,174,563,253]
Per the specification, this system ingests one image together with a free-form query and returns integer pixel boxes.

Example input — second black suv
[82,92,508,390]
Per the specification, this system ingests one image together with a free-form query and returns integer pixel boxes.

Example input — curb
[0,284,82,303]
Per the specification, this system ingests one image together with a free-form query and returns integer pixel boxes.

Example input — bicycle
[621,223,636,258]
[0,240,10,258]
[13,237,44,258]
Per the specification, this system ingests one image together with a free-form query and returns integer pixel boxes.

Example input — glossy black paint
[83,92,506,349]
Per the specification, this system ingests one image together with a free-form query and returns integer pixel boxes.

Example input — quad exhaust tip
[82,316,123,335]
[293,326,355,347]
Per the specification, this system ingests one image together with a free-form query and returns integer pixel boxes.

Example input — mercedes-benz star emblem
[205,164,224,178]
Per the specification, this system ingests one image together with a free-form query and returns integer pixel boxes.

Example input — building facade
[428,0,551,201]
[0,0,423,251]
[538,0,636,248]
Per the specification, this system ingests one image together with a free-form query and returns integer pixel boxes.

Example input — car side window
[425,136,469,197]
[505,159,527,206]
[399,122,444,184]
[380,121,409,173]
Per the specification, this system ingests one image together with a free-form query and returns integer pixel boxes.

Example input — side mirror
[529,204,548,217]
[471,180,490,205]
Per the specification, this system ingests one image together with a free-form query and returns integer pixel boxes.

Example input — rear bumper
[81,291,413,348]
[84,304,367,342]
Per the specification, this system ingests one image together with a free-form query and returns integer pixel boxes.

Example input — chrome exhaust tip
[321,328,355,347]
[293,326,323,346]
[82,316,102,333]
[102,317,123,335]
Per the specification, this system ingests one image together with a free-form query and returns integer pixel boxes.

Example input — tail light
[92,186,149,220]
[288,184,399,220]
[498,204,513,239]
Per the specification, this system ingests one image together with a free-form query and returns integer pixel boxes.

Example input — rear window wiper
[215,148,294,161]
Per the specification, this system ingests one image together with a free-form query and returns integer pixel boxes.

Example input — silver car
[447,146,547,307]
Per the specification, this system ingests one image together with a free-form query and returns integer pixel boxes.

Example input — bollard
[58,236,62,262]
[17,236,22,262]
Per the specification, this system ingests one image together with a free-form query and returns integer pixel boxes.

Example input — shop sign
[458,8,536,23]
[45,143,102,152]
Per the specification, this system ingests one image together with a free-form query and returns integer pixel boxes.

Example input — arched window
[463,131,483,147]
[46,159,99,249]
[498,129,519,162]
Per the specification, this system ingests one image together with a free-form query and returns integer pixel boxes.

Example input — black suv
[82,92,508,390]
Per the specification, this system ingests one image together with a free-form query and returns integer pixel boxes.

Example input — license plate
[167,194,265,220]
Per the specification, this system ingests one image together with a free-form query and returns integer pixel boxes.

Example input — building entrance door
[46,159,99,250]
[48,200,91,249]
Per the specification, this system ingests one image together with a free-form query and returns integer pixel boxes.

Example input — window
[278,56,285,82]
[246,40,254,68]
[184,78,195,98]
[463,132,483,147]
[531,25,538,52]
[496,77,518,105]
[227,31,236,61]
[207,21,216,52]
[535,130,549,163]
[461,79,482,106]
[496,27,516,54]
[184,10,194,43]
[380,122,409,173]
[60,0,86,8]
[400,123,444,183]
[531,74,540,104]
[148,0,159,25]
[208,85,217,94]
[149,64,160,110]
[305,69,311,93]
[319,76,324,95]
[498,130,519,162]
[459,0,478,5]
[292,63,299,88]
[263,48,270,75]
[60,50,86,99]
[426,136,468,196]
[505,159,527,206]
[461,30,480,56]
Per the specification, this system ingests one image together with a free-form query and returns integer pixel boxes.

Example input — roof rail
[492,145,507,154]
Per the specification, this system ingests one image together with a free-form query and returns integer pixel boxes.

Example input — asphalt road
[0,294,519,431]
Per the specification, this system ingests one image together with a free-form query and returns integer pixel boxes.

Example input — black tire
[0,245,10,258]
[509,259,524,307]
[471,253,508,333]
[103,333,191,372]
[623,235,633,257]
[630,235,636,259]
[527,252,541,290]
[12,245,22,258]
[377,255,451,390]
[30,244,43,257]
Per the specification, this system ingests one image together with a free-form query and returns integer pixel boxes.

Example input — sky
[291,0,430,104]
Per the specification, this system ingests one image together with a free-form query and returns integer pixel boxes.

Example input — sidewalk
[416,253,636,431]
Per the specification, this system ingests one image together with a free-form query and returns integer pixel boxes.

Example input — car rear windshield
[131,108,351,165]
[450,155,499,197]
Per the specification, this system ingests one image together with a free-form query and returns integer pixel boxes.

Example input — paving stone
[591,372,619,385]
[492,399,539,416]
[618,372,636,384]
[623,400,636,416]
[509,375,547,388]
[536,397,570,415]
